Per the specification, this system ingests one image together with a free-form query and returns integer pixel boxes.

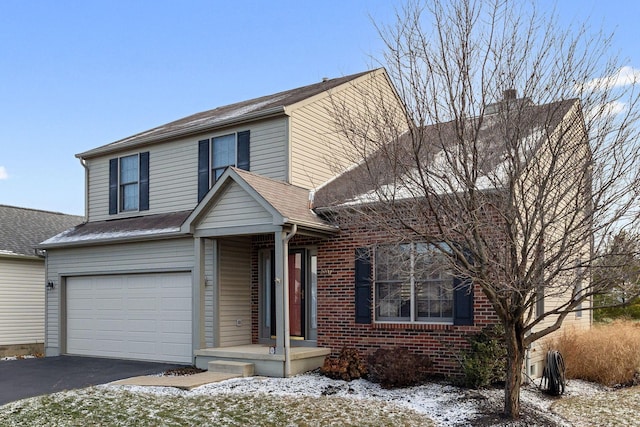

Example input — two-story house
[40,69,591,378]
[40,69,404,375]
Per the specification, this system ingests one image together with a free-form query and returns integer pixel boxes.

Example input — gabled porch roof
[182,167,338,238]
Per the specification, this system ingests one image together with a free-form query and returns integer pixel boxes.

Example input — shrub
[320,347,367,381]
[550,320,640,386]
[459,324,506,388]
[367,347,433,388]
[594,296,640,322]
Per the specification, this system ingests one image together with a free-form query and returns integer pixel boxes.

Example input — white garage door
[66,273,192,364]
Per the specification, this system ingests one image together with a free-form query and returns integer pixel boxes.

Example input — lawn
[0,373,639,426]
[0,386,433,427]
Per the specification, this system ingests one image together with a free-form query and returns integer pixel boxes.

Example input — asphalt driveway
[0,356,185,406]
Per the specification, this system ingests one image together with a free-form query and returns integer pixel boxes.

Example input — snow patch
[41,227,181,245]
[104,373,604,426]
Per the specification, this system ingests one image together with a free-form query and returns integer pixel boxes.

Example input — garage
[66,272,192,364]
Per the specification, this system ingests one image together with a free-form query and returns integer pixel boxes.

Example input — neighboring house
[0,205,83,356]
[40,69,590,378]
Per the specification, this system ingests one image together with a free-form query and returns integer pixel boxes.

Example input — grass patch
[550,320,640,386]
[0,386,435,426]
[552,385,640,427]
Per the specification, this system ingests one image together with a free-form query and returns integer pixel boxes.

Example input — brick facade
[314,221,499,376]
[249,213,501,377]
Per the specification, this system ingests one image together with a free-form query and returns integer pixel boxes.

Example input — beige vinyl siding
[87,118,287,222]
[289,71,407,189]
[515,101,592,378]
[0,258,45,345]
[247,117,287,181]
[204,238,214,347]
[45,238,194,352]
[217,237,251,347]
[197,181,273,230]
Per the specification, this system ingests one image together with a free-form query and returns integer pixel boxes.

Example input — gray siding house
[0,205,83,356]
[40,69,403,375]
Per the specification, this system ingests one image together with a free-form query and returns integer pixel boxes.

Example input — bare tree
[323,0,640,419]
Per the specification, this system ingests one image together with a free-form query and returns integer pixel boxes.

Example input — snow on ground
[104,373,608,426]
[0,355,37,361]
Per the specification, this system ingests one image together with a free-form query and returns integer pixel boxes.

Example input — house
[0,205,83,357]
[40,69,590,378]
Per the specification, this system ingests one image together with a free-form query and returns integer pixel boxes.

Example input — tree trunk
[504,321,526,419]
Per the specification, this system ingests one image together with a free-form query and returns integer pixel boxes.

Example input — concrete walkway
[111,371,241,390]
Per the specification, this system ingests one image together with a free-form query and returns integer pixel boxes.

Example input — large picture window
[375,243,454,323]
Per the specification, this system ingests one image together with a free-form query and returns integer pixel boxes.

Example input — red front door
[288,252,304,337]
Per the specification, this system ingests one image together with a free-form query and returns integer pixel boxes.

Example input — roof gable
[183,168,336,235]
[78,70,376,159]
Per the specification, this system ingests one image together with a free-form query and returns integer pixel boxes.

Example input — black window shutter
[139,152,150,211]
[197,139,210,202]
[108,158,118,215]
[355,247,372,324]
[237,130,250,171]
[453,277,474,325]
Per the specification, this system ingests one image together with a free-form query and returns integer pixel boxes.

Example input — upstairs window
[119,155,139,211]
[109,152,149,215]
[198,130,250,202]
[212,134,237,181]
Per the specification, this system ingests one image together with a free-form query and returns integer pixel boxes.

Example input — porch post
[274,229,287,358]
[193,237,205,354]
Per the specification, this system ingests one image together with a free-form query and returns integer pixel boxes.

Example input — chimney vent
[322,77,329,82]
[503,89,517,100]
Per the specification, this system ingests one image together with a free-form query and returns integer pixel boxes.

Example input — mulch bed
[163,366,207,376]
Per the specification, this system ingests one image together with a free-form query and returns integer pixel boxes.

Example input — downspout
[283,223,298,377]
[78,158,89,220]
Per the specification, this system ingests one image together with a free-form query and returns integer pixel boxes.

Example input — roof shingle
[77,70,375,159]
[0,205,84,256]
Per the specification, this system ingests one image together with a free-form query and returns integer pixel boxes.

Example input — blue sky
[1,0,639,216]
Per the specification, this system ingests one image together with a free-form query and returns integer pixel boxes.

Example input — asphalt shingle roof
[0,205,84,256]
[39,210,191,247]
[313,98,579,208]
[232,168,335,231]
[77,70,374,159]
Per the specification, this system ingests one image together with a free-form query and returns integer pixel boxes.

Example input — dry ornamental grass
[551,320,640,386]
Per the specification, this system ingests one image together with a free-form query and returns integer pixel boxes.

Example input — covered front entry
[183,168,336,376]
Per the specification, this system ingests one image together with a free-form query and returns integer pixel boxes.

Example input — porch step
[208,360,255,377]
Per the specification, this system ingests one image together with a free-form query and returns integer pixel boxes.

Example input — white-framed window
[198,130,250,202]
[119,154,139,211]
[375,243,454,323]
[109,152,149,215]
[212,133,237,181]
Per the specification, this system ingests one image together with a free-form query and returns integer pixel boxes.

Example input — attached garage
[65,272,192,364]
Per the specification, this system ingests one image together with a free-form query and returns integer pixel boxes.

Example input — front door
[288,251,305,337]
[260,248,316,341]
